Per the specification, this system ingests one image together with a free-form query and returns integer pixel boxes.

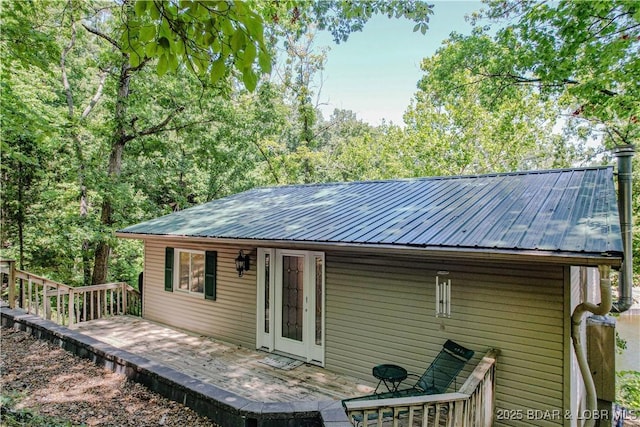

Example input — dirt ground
[0,326,218,427]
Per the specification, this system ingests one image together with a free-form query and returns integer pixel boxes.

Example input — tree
[120,0,435,90]
[402,35,587,176]
[0,0,60,270]
[468,0,639,148]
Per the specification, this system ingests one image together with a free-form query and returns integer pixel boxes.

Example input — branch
[125,106,185,143]
[478,72,619,96]
[82,23,120,49]
[61,18,77,117]
[128,57,152,73]
[252,140,280,184]
[80,69,108,119]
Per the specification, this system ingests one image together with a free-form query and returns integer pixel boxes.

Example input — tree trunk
[91,56,130,285]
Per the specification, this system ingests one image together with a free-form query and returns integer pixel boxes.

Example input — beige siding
[141,240,573,426]
[143,238,256,348]
[325,252,567,427]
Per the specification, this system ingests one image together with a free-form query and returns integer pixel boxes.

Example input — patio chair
[342,340,474,416]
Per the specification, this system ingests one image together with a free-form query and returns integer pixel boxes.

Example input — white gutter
[571,265,612,427]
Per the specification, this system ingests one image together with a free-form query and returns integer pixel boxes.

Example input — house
[117,165,629,426]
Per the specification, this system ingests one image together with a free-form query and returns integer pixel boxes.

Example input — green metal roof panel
[119,167,623,257]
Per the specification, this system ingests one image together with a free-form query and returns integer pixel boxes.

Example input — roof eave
[116,232,623,268]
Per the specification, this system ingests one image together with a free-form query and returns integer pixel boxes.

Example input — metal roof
[118,167,623,259]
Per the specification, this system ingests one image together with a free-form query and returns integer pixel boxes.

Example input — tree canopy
[466,0,639,147]
[1,0,637,288]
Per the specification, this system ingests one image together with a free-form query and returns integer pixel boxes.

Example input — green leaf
[243,43,257,68]
[140,25,156,42]
[244,14,265,44]
[242,68,258,92]
[258,50,272,74]
[157,54,168,76]
[149,2,161,20]
[167,52,179,72]
[210,58,226,83]
[145,41,158,57]
[129,51,141,68]
[135,0,147,16]
[231,31,246,52]
[158,37,171,51]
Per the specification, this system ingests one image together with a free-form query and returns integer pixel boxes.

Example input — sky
[312,1,485,126]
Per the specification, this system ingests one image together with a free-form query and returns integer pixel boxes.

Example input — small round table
[372,364,408,393]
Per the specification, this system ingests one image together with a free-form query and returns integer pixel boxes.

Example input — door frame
[256,248,325,365]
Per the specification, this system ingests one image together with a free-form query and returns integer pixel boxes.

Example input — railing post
[122,282,127,315]
[44,281,51,320]
[5,259,16,308]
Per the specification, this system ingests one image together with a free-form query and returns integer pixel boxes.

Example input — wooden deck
[72,316,374,403]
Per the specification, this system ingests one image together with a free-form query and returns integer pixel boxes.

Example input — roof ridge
[251,165,614,191]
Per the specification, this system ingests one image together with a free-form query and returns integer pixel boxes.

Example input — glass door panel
[281,255,304,342]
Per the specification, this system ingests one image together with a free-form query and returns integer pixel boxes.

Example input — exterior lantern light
[235,250,250,277]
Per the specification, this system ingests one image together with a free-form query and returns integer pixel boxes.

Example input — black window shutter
[205,251,217,300]
[164,247,174,292]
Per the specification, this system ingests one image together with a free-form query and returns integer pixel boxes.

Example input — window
[177,250,205,294]
[164,248,217,300]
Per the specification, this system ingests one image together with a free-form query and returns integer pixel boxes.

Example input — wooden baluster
[34,279,39,317]
[21,275,26,311]
[44,282,51,320]
[97,290,101,319]
[56,285,61,322]
[28,277,33,314]
[82,291,87,321]
[68,289,74,327]
[75,290,82,323]
[420,404,428,427]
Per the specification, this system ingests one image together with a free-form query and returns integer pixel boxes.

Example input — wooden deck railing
[1,259,141,327]
[343,349,499,427]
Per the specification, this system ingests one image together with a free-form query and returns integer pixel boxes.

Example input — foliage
[402,35,586,176]
[616,330,628,355]
[0,393,75,427]
[122,1,434,91]
[617,371,640,410]
[2,0,633,289]
[473,0,639,147]
[0,0,59,71]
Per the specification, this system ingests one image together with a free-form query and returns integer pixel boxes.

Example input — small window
[176,249,205,295]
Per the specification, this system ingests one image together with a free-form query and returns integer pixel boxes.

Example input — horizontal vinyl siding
[143,239,256,348]
[325,252,566,427]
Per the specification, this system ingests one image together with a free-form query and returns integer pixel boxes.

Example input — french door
[257,249,325,365]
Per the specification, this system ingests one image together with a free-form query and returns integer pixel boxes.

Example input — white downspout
[571,265,612,427]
